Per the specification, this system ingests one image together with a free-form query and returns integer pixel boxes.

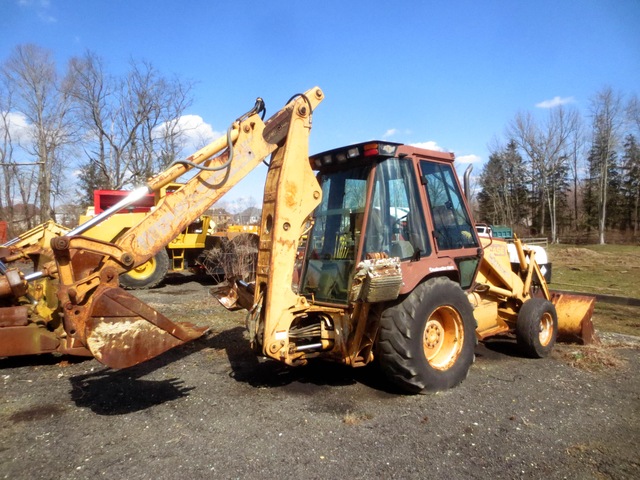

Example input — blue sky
[1,0,639,206]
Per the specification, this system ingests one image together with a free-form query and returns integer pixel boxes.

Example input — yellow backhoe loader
[0,87,595,392]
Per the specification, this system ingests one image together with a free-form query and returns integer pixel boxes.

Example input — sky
[1,0,639,206]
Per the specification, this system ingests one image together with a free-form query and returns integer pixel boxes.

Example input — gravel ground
[1,274,639,479]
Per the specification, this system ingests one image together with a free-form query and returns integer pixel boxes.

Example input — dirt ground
[1,274,639,480]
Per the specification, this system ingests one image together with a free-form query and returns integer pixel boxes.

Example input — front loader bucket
[82,286,207,369]
[550,291,597,344]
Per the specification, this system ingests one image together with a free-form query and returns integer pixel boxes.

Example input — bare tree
[588,87,625,244]
[65,51,114,192]
[509,106,580,242]
[1,44,75,226]
[567,114,587,229]
[0,87,15,234]
[628,94,640,134]
[67,52,195,201]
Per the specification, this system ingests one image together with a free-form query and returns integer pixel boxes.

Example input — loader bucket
[550,291,597,344]
[81,286,208,369]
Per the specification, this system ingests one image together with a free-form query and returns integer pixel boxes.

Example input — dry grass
[553,344,628,372]
[342,411,373,425]
[549,244,640,298]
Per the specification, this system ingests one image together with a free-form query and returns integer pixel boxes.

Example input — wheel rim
[538,311,554,346]
[126,258,156,281]
[423,305,464,370]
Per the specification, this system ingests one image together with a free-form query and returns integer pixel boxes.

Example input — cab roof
[309,140,455,170]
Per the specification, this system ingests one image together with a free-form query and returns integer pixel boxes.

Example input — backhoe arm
[49,87,324,368]
[249,92,330,365]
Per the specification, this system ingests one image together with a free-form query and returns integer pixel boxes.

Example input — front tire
[377,277,477,393]
[119,249,170,290]
[516,298,557,358]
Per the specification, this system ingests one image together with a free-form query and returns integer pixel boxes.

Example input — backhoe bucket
[81,286,208,369]
[550,291,597,344]
[210,279,254,312]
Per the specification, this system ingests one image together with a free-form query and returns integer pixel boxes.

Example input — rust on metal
[252,89,326,365]
[0,88,325,367]
[1,220,70,267]
[349,257,403,303]
[211,281,254,311]
[0,268,28,298]
[0,306,29,327]
[0,324,60,356]
[83,285,208,369]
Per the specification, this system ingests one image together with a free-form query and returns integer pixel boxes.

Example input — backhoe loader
[0,86,596,393]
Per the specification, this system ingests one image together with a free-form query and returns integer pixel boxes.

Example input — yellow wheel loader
[0,87,595,392]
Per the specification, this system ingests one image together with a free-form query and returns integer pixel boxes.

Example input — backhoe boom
[0,88,325,366]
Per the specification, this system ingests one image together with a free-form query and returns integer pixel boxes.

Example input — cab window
[364,158,430,260]
[420,161,477,250]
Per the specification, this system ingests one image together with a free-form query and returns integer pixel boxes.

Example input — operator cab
[300,141,481,305]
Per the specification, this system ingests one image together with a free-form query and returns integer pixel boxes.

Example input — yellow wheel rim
[423,305,464,370]
[539,311,554,347]
[125,258,156,281]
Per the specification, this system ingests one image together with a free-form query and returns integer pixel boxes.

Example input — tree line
[476,87,640,244]
[0,44,197,238]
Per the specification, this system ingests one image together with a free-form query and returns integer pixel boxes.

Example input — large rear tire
[516,298,557,358]
[119,249,170,290]
[377,277,477,393]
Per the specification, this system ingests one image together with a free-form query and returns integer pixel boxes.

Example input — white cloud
[382,128,397,139]
[18,0,56,23]
[535,96,575,109]
[176,114,222,150]
[154,114,222,154]
[455,154,481,164]
[1,111,34,143]
[410,141,446,152]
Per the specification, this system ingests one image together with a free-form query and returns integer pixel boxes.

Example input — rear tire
[377,277,477,393]
[119,249,170,290]
[516,298,557,358]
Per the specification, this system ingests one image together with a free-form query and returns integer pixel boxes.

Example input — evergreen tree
[477,141,528,227]
[76,160,112,207]
[621,134,640,233]
[585,136,621,231]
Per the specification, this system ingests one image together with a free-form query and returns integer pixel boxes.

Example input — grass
[547,244,640,337]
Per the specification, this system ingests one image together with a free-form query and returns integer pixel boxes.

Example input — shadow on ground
[67,343,207,415]
[479,335,528,358]
[61,328,541,415]
[66,327,539,415]
[209,326,412,396]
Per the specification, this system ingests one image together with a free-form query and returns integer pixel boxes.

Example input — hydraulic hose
[168,97,266,173]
